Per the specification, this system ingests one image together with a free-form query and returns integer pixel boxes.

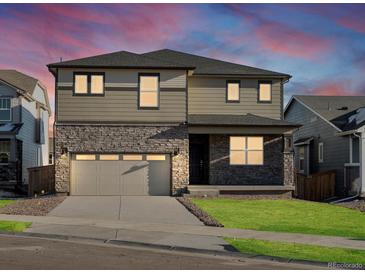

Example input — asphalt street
[0,235,323,270]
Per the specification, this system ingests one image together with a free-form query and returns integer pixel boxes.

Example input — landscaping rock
[339,199,365,213]
[176,197,223,227]
[0,196,66,216]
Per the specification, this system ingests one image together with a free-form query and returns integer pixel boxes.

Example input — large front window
[230,136,264,165]
[0,140,10,163]
[0,98,11,121]
[139,74,159,108]
[258,81,272,102]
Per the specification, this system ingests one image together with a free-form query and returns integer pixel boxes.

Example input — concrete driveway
[49,196,202,226]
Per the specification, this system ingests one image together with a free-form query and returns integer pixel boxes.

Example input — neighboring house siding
[188,77,282,119]
[285,100,349,195]
[17,97,48,184]
[57,68,187,123]
[32,84,47,105]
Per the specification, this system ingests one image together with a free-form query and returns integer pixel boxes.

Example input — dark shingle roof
[331,107,365,131]
[0,123,23,134]
[47,49,291,78]
[188,114,300,127]
[143,49,291,78]
[47,50,194,69]
[294,95,365,121]
[0,70,38,95]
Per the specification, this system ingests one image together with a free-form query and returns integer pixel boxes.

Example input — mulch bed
[0,196,66,216]
[338,199,365,213]
[176,197,223,227]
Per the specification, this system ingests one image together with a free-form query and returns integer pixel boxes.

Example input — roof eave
[192,73,291,79]
[47,64,195,70]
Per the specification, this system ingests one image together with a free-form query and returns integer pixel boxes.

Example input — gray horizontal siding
[188,77,282,119]
[57,69,187,123]
[285,100,349,195]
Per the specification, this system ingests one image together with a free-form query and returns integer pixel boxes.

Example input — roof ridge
[144,49,290,76]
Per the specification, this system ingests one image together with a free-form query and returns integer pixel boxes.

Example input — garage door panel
[71,161,98,195]
[98,161,121,195]
[121,161,149,196]
[147,156,171,195]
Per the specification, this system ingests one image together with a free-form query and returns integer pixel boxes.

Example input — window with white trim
[230,136,264,165]
[0,98,11,121]
[139,75,159,108]
[0,140,10,163]
[318,142,324,163]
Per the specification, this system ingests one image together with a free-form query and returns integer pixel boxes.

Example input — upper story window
[226,81,240,102]
[139,74,159,109]
[258,81,272,103]
[0,98,11,121]
[230,136,264,165]
[74,73,104,95]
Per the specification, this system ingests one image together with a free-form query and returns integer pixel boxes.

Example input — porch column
[360,130,365,197]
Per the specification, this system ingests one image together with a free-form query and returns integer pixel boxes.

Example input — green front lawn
[0,221,31,232]
[226,238,365,265]
[192,198,365,238]
[0,200,15,208]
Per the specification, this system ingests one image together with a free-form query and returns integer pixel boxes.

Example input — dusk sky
[1,3,365,124]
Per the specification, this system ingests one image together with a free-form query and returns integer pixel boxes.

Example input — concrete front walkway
[1,213,365,251]
[49,196,202,226]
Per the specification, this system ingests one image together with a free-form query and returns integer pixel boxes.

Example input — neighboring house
[47,49,298,197]
[0,70,51,190]
[285,95,365,197]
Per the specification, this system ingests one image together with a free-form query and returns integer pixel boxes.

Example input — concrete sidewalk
[1,213,365,251]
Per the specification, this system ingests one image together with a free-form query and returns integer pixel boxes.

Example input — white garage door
[71,154,171,196]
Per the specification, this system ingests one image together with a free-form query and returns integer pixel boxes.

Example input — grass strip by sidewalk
[0,220,32,232]
[226,238,365,265]
[192,198,365,238]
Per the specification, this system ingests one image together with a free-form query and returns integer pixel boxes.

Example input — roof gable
[0,70,38,95]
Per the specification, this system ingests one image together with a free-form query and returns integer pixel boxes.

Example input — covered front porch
[187,114,299,196]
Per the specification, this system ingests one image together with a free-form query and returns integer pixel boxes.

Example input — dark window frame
[73,72,105,96]
[226,80,241,103]
[138,73,160,110]
[257,80,272,104]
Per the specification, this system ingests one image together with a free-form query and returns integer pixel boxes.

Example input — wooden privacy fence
[28,165,55,197]
[295,170,336,201]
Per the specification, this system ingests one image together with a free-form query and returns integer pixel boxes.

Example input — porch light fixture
[173,148,180,156]
[61,147,68,156]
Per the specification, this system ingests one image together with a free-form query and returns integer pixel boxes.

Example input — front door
[189,135,209,184]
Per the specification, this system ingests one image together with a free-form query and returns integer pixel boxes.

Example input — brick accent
[209,135,284,185]
[55,124,189,195]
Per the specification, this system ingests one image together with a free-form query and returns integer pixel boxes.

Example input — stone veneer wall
[283,152,295,186]
[55,124,189,195]
[209,135,284,185]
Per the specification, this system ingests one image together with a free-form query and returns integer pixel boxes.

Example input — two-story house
[47,49,298,197]
[0,70,51,191]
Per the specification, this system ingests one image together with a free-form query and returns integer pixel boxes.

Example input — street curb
[0,230,334,268]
